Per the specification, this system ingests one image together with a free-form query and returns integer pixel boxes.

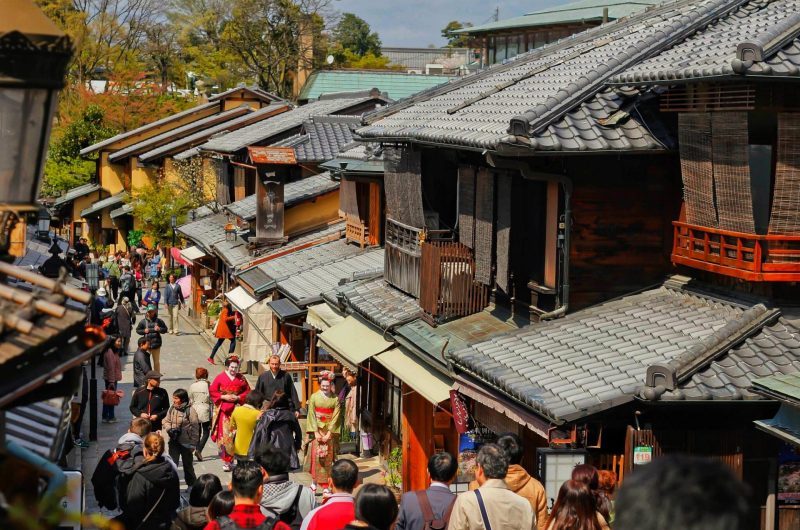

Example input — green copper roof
[752,372,800,402]
[299,70,456,102]
[452,0,662,34]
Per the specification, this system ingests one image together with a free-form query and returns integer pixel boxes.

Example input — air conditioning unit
[425,64,445,75]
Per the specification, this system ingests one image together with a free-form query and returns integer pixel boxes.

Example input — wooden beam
[544,181,559,289]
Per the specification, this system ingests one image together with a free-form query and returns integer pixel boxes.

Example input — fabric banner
[474,168,494,285]
[679,113,718,228]
[495,173,512,293]
[384,147,425,228]
[770,113,800,234]
[241,296,273,364]
[458,166,476,249]
[712,112,755,233]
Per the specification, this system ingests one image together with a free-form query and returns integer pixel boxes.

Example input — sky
[330,0,562,47]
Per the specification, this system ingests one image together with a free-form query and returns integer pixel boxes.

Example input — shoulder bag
[474,489,492,530]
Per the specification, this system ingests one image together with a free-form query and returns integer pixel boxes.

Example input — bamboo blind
[384,147,425,228]
[495,173,512,294]
[769,113,800,234]
[711,112,755,233]
[458,166,476,249]
[679,113,718,228]
[474,168,494,285]
[339,179,360,218]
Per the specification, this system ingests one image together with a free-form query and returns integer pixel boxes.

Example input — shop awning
[375,348,452,405]
[226,286,258,313]
[306,303,345,331]
[267,298,306,321]
[453,374,552,439]
[754,403,800,447]
[318,315,393,369]
[180,246,207,262]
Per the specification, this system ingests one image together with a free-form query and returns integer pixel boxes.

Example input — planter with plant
[384,446,403,501]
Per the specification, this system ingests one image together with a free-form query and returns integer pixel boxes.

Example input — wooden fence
[385,218,422,297]
[420,241,489,323]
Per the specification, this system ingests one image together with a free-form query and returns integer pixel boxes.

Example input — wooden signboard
[248,146,297,165]
[255,173,285,242]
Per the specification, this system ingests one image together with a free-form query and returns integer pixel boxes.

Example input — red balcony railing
[672,221,800,281]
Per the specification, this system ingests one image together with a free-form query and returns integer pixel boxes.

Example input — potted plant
[384,447,403,502]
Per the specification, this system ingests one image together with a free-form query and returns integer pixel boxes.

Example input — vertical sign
[255,170,284,242]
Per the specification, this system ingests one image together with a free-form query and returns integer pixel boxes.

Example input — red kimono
[209,371,251,463]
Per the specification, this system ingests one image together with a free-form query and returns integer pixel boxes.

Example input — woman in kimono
[304,370,341,494]
[209,355,250,471]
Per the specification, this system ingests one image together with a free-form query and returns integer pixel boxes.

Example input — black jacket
[133,348,152,388]
[129,386,170,431]
[121,457,180,530]
[255,370,301,412]
[136,316,168,349]
[249,406,303,470]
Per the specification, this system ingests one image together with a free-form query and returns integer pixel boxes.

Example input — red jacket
[301,494,355,530]
[204,504,290,530]
[215,307,237,339]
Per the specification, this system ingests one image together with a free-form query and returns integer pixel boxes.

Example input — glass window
[507,35,519,58]
[495,36,507,62]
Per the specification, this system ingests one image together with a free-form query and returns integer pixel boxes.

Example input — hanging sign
[450,390,472,434]
[248,146,297,165]
[255,173,285,242]
[633,445,653,465]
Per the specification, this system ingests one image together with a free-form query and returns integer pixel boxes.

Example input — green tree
[442,20,472,47]
[129,183,192,245]
[332,13,381,57]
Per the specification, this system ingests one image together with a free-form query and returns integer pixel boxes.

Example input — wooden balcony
[672,221,800,281]
[385,218,422,297]
[420,241,489,323]
[345,215,369,249]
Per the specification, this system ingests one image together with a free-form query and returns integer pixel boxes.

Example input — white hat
[96,287,107,296]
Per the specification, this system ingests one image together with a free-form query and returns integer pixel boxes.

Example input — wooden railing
[385,218,422,297]
[672,221,800,281]
[345,215,369,248]
[420,241,489,323]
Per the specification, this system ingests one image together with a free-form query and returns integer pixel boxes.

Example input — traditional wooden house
[52,87,285,252]
[344,0,800,523]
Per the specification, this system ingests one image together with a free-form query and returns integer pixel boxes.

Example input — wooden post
[544,181,559,288]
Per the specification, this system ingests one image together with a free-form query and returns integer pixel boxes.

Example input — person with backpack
[92,417,151,512]
[102,336,124,424]
[163,388,201,488]
[101,307,119,337]
[396,452,458,530]
[203,461,291,530]
[92,287,112,325]
[119,265,138,312]
[137,304,168,373]
[249,391,303,471]
[255,444,316,529]
[120,433,181,530]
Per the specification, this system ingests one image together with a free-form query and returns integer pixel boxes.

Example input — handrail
[672,221,800,242]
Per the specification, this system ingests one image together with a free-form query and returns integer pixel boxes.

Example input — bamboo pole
[0,262,91,304]
[0,283,67,318]
[2,312,34,334]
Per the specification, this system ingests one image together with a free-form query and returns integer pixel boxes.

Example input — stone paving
[80,310,385,516]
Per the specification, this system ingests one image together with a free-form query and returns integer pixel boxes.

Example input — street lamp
[36,207,50,240]
[0,0,72,257]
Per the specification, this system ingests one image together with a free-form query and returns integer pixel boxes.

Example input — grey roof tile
[449,279,789,422]
[273,116,360,163]
[224,173,338,222]
[202,96,387,154]
[326,276,422,330]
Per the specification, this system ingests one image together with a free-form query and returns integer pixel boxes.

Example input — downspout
[485,152,572,319]
[5,440,67,496]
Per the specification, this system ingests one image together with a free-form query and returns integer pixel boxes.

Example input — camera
[167,428,181,441]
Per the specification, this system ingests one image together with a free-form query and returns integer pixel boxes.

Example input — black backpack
[90,448,131,510]
[217,515,277,530]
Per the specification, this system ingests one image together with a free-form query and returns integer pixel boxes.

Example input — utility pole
[494,6,499,22]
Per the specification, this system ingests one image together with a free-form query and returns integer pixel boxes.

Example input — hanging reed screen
[679,113,718,228]
[711,112,755,233]
[769,113,800,235]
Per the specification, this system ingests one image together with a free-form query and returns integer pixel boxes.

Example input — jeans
[102,380,116,420]
[168,441,196,487]
[210,338,236,360]
[198,420,211,454]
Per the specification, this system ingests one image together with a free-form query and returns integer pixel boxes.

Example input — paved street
[80,311,383,516]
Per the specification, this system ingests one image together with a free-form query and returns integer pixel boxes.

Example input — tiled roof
[611,0,800,84]
[108,105,253,163]
[325,277,422,330]
[277,248,385,303]
[211,236,252,270]
[359,0,737,151]
[273,116,360,163]
[52,183,100,208]
[138,103,291,163]
[224,172,338,222]
[298,70,456,101]
[320,142,386,174]
[449,277,791,423]
[5,397,70,461]
[209,85,282,102]
[80,192,126,218]
[176,213,228,253]
[201,94,388,154]
[13,226,69,269]
[110,203,133,219]
[80,101,218,156]
[252,238,364,293]
[452,0,662,34]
